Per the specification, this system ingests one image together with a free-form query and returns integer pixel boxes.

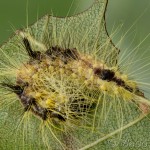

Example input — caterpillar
[0,0,150,150]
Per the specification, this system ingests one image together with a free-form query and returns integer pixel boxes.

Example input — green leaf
[0,0,150,150]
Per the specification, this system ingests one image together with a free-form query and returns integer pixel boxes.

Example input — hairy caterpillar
[0,0,150,150]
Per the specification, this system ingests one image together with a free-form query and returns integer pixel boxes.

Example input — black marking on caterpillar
[20,94,66,121]
[94,68,115,81]
[0,83,23,95]
[1,82,66,121]
[23,38,41,60]
[51,112,66,121]
[94,68,133,92]
[93,68,145,94]
[46,46,79,63]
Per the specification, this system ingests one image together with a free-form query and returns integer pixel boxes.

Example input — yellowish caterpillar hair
[0,0,150,150]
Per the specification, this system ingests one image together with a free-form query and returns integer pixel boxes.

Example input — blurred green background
[0,0,150,95]
[0,0,150,46]
[0,0,94,44]
[1,0,150,49]
[106,0,150,60]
